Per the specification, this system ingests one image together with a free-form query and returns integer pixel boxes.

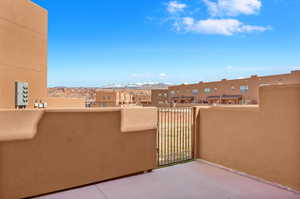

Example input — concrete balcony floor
[35,160,300,199]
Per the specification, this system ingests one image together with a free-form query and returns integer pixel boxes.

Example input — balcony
[34,160,300,199]
[0,84,300,199]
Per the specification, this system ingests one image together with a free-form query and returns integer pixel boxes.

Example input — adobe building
[131,90,151,106]
[94,89,134,107]
[0,0,85,109]
[152,70,300,106]
[0,0,48,109]
[151,89,169,106]
[94,89,151,107]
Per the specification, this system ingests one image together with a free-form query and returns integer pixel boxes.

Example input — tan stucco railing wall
[46,97,86,108]
[195,84,300,191]
[0,107,157,199]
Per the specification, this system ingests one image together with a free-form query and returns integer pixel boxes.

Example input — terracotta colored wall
[95,90,143,107]
[169,70,300,104]
[0,0,48,108]
[0,108,157,199]
[47,97,86,108]
[196,84,300,190]
[133,90,151,105]
[151,89,169,106]
[95,90,118,106]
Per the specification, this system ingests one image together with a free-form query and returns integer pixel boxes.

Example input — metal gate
[157,107,195,167]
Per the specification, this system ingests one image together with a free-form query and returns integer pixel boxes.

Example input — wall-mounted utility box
[15,82,29,108]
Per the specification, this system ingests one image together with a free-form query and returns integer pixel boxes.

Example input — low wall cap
[0,110,44,142]
[121,107,158,133]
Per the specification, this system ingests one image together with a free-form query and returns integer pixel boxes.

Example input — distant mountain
[101,82,170,89]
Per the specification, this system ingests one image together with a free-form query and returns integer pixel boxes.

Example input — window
[240,85,249,93]
[231,86,236,90]
[204,88,211,94]
[158,93,162,97]
[192,89,199,95]
[164,93,168,97]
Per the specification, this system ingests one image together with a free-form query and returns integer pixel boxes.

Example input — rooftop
[34,161,300,199]
[169,70,300,88]
[1,85,300,199]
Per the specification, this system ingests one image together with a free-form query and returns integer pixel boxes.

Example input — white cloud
[167,1,187,14]
[183,17,194,25]
[172,20,182,32]
[161,0,270,36]
[203,0,262,17]
[159,73,167,79]
[181,17,269,36]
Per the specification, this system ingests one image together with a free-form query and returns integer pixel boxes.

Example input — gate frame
[156,107,196,167]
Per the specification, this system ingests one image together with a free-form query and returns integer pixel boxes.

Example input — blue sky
[32,0,300,87]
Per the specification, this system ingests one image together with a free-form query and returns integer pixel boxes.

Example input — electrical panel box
[15,82,29,108]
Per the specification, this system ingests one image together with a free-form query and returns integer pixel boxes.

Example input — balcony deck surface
[35,160,300,199]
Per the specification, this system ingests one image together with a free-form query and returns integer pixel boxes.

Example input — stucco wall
[0,0,48,108]
[151,89,169,106]
[0,108,157,199]
[169,70,300,104]
[196,84,300,191]
[47,97,86,108]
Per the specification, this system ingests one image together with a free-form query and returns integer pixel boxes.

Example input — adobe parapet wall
[0,107,157,199]
[0,107,157,142]
[196,83,300,191]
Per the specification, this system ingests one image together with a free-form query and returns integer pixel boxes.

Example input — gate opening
[157,107,195,167]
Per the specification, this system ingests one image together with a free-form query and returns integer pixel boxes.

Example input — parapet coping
[45,107,122,113]
[45,106,157,113]
[0,106,157,113]
[0,107,158,142]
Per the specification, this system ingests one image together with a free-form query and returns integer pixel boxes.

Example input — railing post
[157,108,160,167]
[191,107,198,160]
